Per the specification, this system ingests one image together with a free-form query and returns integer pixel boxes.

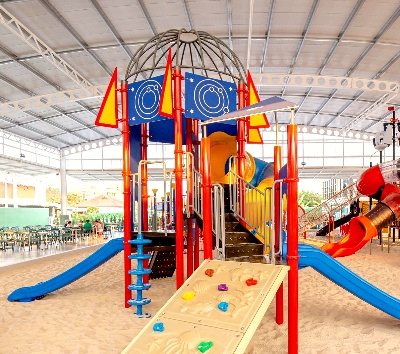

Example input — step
[225,231,255,244]
[225,243,264,258]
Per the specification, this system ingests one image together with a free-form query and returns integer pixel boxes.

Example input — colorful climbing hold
[218,283,228,291]
[205,269,214,277]
[245,278,258,286]
[152,322,164,332]
[198,341,213,353]
[218,301,229,312]
[182,291,196,301]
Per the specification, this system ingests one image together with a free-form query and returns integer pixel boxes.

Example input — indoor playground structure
[7,29,400,354]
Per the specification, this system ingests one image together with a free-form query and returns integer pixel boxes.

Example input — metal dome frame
[125,28,247,85]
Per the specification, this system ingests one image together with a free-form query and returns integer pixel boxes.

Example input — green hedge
[71,212,124,225]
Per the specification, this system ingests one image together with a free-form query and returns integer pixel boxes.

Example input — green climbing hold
[197,341,213,353]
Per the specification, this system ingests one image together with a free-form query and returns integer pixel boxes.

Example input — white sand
[1,240,400,353]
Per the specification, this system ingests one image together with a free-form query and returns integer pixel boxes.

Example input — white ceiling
[0,0,399,181]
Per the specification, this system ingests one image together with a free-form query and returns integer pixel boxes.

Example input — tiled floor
[0,233,123,268]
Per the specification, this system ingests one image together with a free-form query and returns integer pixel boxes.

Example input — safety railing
[138,160,168,235]
[192,168,202,219]
[183,152,194,218]
[298,182,361,234]
[228,163,272,254]
[212,184,225,260]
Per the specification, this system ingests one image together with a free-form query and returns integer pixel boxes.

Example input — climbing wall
[122,259,289,354]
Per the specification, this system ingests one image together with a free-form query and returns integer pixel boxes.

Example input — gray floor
[0,232,123,269]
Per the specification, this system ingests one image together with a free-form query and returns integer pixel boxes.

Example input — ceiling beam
[226,0,233,51]
[88,0,133,60]
[259,0,275,73]
[307,6,400,126]
[182,0,194,30]
[246,0,254,71]
[0,72,107,140]
[0,34,399,67]
[319,6,400,127]
[0,5,100,93]
[37,0,112,76]
[136,0,157,35]
[0,85,107,115]
[295,0,365,116]
[281,0,319,96]
[0,6,115,135]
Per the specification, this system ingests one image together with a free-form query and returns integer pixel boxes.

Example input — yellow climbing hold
[182,291,196,301]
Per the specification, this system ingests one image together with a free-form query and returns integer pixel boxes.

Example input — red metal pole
[237,81,247,221]
[141,124,148,231]
[141,124,150,284]
[121,80,132,308]
[286,116,299,354]
[173,68,185,289]
[274,145,284,325]
[193,120,200,269]
[186,117,194,277]
[201,137,213,260]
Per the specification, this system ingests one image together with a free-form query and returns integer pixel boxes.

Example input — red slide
[321,161,400,258]
[321,215,377,258]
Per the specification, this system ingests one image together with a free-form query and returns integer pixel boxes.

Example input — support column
[141,124,148,231]
[237,81,247,219]
[193,119,200,270]
[173,68,185,289]
[13,183,18,208]
[186,117,194,277]
[4,181,8,208]
[60,153,67,216]
[121,80,132,308]
[286,109,299,354]
[201,137,212,260]
[274,114,284,325]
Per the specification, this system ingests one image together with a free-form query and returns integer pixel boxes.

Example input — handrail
[271,179,284,262]
[183,151,194,218]
[193,168,202,219]
[228,157,272,255]
[212,184,225,260]
[138,160,167,235]
[298,182,361,233]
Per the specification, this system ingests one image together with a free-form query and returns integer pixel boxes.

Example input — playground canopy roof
[0,0,399,181]
[199,97,298,125]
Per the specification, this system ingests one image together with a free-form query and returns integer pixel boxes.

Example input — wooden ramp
[122,259,289,354]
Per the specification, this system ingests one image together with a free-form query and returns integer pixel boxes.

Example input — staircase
[130,231,177,279]
[223,213,264,259]
[148,246,176,279]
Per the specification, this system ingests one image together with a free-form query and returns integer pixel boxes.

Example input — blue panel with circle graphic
[128,75,167,126]
[185,73,237,123]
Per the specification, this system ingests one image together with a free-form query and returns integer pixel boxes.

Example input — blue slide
[8,237,124,302]
[293,244,400,320]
